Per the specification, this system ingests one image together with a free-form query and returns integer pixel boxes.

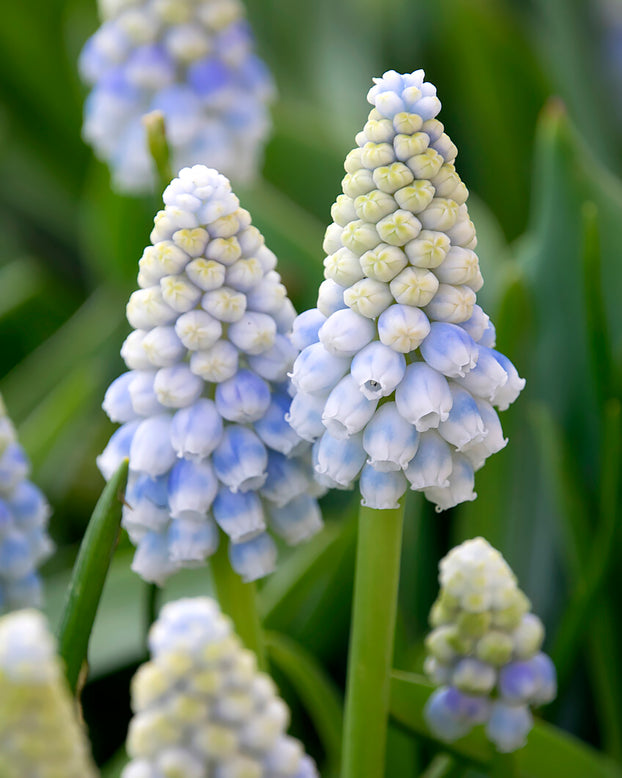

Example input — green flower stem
[341,501,405,778]
[144,582,160,646]
[421,754,458,778]
[143,110,173,194]
[210,535,266,670]
[489,752,518,778]
[58,459,129,695]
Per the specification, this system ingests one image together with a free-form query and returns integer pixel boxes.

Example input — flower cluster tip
[289,69,525,512]
[99,165,322,586]
[424,537,556,752]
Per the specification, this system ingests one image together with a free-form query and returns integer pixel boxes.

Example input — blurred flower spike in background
[289,69,525,512]
[79,0,275,193]
[424,537,557,752]
[0,609,97,777]
[98,165,323,585]
[0,394,53,615]
[123,597,318,778]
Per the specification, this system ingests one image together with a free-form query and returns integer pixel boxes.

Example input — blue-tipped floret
[79,0,275,193]
[288,70,524,511]
[0,396,53,615]
[423,537,557,752]
[98,166,323,585]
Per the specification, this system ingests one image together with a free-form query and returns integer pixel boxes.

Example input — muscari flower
[0,609,97,777]
[423,537,556,752]
[79,0,275,193]
[0,394,53,615]
[98,165,323,585]
[122,597,318,778]
[288,69,525,512]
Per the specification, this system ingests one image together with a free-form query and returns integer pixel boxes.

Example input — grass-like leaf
[57,459,129,695]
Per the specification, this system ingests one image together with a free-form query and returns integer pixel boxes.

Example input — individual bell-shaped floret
[98,166,322,585]
[123,597,318,778]
[79,0,275,193]
[288,69,524,511]
[0,394,53,615]
[0,610,97,777]
[423,537,556,752]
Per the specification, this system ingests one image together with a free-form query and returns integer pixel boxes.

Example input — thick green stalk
[489,752,518,778]
[210,535,266,670]
[58,460,129,695]
[342,501,405,778]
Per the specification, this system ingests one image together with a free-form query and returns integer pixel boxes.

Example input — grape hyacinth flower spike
[123,597,318,778]
[288,69,525,512]
[0,609,97,777]
[98,165,322,585]
[0,394,53,614]
[424,537,557,752]
[79,0,275,193]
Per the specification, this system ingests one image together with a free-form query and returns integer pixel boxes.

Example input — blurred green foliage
[1,0,621,774]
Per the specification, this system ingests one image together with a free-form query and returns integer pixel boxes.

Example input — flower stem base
[342,501,405,778]
[210,535,267,670]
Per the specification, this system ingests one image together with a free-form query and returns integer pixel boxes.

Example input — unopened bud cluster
[0,609,96,777]
[0,395,53,614]
[424,538,556,752]
[79,0,275,193]
[289,70,524,512]
[123,597,318,778]
[99,165,322,585]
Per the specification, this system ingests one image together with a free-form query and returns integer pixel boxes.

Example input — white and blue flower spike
[79,0,275,193]
[123,597,318,778]
[0,609,96,777]
[0,395,53,615]
[288,69,525,512]
[98,166,322,585]
[424,537,557,752]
